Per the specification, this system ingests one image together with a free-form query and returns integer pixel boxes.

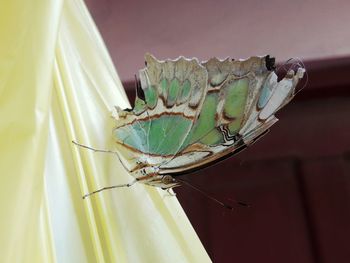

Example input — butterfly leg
[72,140,118,154]
[162,188,176,197]
[167,188,176,196]
[72,140,131,172]
[82,179,137,199]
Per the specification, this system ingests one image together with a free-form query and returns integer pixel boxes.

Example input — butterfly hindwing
[158,57,305,174]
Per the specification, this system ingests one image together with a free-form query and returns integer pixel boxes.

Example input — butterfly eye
[162,175,175,184]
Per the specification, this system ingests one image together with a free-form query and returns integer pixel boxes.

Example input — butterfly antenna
[72,140,117,154]
[175,178,251,210]
[82,180,137,199]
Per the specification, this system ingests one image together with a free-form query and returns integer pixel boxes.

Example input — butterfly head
[131,165,180,189]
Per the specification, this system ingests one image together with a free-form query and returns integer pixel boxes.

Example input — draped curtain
[0,0,211,262]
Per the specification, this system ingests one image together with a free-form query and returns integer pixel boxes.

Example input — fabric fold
[0,0,211,262]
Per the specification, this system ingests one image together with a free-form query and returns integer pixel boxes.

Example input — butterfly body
[113,54,305,189]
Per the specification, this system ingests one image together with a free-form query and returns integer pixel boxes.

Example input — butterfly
[110,53,305,188]
[76,53,305,198]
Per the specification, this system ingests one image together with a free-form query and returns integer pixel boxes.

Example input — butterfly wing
[113,54,208,171]
[157,56,305,175]
[113,54,304,176]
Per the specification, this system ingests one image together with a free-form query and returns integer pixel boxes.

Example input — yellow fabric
[0,0,211,262]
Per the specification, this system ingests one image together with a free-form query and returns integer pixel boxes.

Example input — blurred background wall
[85,0,350,262]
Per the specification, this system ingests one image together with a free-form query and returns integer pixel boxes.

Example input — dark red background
[124,59,350,263]
[85,1,350,262]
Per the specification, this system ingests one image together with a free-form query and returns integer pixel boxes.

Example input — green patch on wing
[144,85,158,108]
[180,79,191,101]
[161,79,168,99]
[180,78,249,149]
[224,78,249,133]
[184,93,223,147]
[133,98,147,115]
[168,79,180,105]
[114,115,193,155]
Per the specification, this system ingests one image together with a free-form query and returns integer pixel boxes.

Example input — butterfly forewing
[113,54,208,170]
